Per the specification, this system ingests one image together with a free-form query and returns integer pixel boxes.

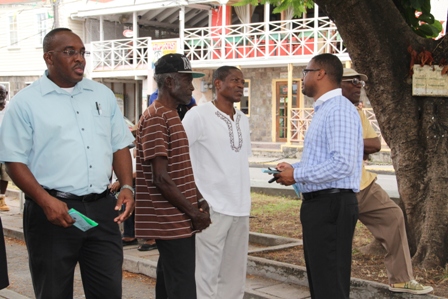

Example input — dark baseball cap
[155,53,205,78]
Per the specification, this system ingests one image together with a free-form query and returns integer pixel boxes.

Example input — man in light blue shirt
[0,28,134,299]
[274,54,363,299]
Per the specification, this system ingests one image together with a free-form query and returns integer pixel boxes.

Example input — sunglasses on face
[342,78,365,88]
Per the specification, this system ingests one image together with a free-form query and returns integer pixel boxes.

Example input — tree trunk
[314,0,448,268]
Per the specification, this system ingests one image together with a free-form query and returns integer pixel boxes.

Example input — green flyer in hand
[68,208,99,232]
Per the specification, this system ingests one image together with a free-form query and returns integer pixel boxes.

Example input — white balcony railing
[184,17,346,61]
[88,18,346,71]
[290,108,385,144]
[90,38,150,71]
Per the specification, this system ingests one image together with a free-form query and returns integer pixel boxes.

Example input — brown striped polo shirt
[134,102,198,240]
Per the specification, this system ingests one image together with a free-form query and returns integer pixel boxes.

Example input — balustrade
[89,17,347,71]
[290,108,385,144]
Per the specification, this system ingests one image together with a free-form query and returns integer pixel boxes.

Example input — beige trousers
[357,181,414,284]
[195,208,249,299]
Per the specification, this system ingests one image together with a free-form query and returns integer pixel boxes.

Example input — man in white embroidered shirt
[182,66,251,299]
[274,54,363,299]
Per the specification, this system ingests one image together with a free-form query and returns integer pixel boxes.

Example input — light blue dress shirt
[292,89,363,193]
[0,71,134,195]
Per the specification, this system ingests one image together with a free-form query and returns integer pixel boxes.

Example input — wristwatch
[120,184,134,195]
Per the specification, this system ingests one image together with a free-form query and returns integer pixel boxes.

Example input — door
[275,81,299,142]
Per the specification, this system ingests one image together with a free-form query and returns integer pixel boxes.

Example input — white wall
[432,0,448,34]
[0,4,51,76]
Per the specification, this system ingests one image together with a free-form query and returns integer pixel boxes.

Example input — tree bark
[314,0,448,268]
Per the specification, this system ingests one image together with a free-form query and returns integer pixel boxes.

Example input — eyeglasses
[302,69,321,77]
[47,49,90,58]
[342,78,365,88]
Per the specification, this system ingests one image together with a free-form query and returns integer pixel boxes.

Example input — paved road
[250,167,399,198]
[3,237,156,299]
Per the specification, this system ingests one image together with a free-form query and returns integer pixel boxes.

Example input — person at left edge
[0,28,134,299]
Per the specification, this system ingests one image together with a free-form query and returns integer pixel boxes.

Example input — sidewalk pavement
[1,194,310,299]
[1,162,441,299]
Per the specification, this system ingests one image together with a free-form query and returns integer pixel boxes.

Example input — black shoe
[122,238,138,246]
[137,243,157,251]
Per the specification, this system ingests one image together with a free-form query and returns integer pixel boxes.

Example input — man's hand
[114,188,135,224]
[273,162,296,186]
[191,210,211,232]
[108,181,121,193]
[276,162,293,171]
[198,199,210,214]
[41,196,75,228]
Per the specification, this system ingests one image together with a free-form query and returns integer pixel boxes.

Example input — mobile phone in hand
[262,167,280,174]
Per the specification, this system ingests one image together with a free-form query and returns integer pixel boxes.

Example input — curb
[246,256,444,299]
[2,217,444,299]
[0,289,30,299]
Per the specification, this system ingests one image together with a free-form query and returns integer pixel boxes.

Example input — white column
[313,4,319,54]
[133,12,138,68]
[264,3,270,57]
[221,4,226,59]
[133,11,139,38]
[179,6,185,52]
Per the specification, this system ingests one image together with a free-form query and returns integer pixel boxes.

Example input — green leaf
[417,23,439,37]
[404,7,419,27]
[432,20,443,32]
[409,0,421,10]
[420,0,431,14]
[233,0,259,7]
[418,13,435,24]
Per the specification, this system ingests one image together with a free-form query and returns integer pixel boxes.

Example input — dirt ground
[249,193,448,297]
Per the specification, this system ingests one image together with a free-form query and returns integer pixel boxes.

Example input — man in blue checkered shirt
[274,53,363,299]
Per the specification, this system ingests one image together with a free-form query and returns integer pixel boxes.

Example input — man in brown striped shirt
[135,53,211,299]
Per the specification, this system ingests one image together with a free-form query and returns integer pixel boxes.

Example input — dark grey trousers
[23,194,123,299]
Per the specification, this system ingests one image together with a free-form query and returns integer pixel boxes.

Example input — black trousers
[155,236,196,299]
[0,217,9,290]
[23,194,123,299]
[300,192,358,299]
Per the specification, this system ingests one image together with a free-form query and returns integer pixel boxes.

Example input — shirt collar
[313,88,342,109]
[40,70,92,96]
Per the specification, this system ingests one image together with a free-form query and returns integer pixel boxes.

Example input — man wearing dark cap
[342,68,433,295]
[135,53,211,299]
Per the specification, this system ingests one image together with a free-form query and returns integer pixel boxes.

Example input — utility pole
[52,0,60,28]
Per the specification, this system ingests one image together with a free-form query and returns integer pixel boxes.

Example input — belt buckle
[82,194,96,202]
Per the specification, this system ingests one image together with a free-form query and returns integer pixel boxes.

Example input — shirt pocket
[92,109,111,138]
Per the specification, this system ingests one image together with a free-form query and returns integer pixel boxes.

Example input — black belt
[43,188,109,202]
[302,188,353,200]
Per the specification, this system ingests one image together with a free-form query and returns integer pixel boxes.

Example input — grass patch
[250,192,301,238]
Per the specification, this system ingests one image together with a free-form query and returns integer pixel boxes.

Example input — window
[233,79,250,115]
[8,15,18,47]
[36,13,49,45]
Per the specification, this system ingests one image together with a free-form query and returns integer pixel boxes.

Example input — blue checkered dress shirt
[292,89,363,193]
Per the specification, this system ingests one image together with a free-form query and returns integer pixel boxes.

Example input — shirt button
[87,146,90,149]
[90,184,92,187]
[89,165,92,168]
[82,128,84,131]
[77,111,79,114]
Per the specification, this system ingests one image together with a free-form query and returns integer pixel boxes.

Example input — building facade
[1,0,446,150]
